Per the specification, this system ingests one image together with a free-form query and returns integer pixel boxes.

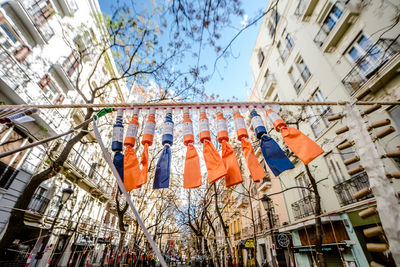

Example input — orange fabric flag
[234,110,266,182]
[136,109,156,188]
[123,146,140,191]
[266,110,324,165]
[123,110,140,191]
[221,141,243,187]
[280,127,323,165]
[137,143,149,187]
[183,109,202,188]
[184,144,202,188]
[199,109,227,184]
[240,138,266,182]
[217,111,243,187]
[202,140,227,183]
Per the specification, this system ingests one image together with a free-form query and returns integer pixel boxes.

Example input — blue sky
[98,0,267,101]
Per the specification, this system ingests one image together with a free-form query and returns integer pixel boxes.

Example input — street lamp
[260,194,274,229]
[34,187,74,265]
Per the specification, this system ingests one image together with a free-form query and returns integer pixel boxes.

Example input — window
[306,106,324,137]
[321,4,343,36]
[306,89,331,137]
[314,2,345,46]
[63,51,80,77]
[325,152,345,184]
[313,89,332,125]
[268,10,280,37]
[43,82,58,103]
[268,21,276,37]
[277,41,288,61]
[346,34,385,75]
[390,106,400,132]
[258,50,265,67]
[289,57,311,94]
[278,33,294,62]
[338,142,359,171]
[295,173,310,198]
[285,33,294,50]
[297,59,311,81]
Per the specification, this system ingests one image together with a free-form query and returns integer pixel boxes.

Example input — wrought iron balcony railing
[342,38,400,95]
[28,193,50,214]
[291,195,315,220]
[333,171,372,206]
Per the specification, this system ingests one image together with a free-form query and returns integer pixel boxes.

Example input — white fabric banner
[346,104,400,265]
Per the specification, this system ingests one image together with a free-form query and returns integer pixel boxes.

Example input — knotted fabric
[250,109,294,176]
[260,134,294,176]
[154,145,171,189]
[280,127,324,164]
[266,109,324,165]
[202,139,227,183]
[113,151,124,192]
[183,144,202,188]
[154,110,174,189]
[123,110,140,191]
[123,146,139,191]
[217,111,243,187]
[199,109,227,184]
[234,110,266,182]
[240,138,266,182]
[182,109,202,188]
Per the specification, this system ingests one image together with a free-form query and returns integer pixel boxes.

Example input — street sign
[245,239,254,248]
[277,234,289,248]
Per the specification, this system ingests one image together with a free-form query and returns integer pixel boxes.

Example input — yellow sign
[245,239,254,248]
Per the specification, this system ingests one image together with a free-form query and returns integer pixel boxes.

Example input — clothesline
[1,100,400,109]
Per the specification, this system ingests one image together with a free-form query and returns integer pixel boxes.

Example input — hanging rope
[0,100,399,110]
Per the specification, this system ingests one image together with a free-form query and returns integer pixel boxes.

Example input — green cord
[93,107,114,120]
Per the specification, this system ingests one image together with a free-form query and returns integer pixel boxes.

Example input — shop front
[291,219,358,267]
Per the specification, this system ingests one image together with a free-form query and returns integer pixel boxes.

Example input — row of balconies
[291,171,373,220]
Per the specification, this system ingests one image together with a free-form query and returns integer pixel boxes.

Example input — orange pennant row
[118,107,323,189]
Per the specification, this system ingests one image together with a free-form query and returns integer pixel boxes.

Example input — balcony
[0,45,66,134]
[333,172,373,206]
[342,38,400,99]
[55,0,77,16]
[27,193,50,214]
[257,177,272,192]
[236,195,249,209]
[259,74,276,99]
[291,195,315,220]
[294,0,319,21]
[6,0,55,45]
[61,145,113,201]
[314,1,359,52]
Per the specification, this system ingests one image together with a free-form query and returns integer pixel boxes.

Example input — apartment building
[248,0,400,266]
[0,0,135,265]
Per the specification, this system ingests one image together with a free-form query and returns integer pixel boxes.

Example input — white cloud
[241,14,249,28]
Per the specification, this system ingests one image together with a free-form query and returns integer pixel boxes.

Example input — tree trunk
[305,164,326,267]
[0,109,92,259]
[248,185,259,267]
